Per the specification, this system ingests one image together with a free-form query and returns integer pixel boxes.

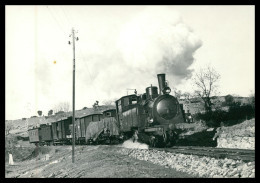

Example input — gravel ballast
[118,148,255,178]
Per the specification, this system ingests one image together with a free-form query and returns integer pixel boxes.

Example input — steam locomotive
[115,73,185,147]
[28,73,185,147]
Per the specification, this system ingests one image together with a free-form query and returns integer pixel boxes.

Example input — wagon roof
[115,94,137,102]
[102,108,116,113]
[74,107,115,118]
[28,127,40,131]
[75,111,103,119]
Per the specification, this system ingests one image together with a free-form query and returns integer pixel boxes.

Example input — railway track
[151,146,255,162]
[34,143,255,162]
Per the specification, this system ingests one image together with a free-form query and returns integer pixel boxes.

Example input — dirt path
[5,145,197,178]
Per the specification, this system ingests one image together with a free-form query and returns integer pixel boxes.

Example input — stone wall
[215,119,255,149]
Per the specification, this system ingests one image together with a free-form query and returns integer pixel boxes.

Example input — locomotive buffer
[68,27,79,163]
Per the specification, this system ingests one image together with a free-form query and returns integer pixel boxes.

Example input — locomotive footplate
[144,127,164,132]
[144,126,166,135]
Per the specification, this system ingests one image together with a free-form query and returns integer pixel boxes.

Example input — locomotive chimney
[157,74,166,95]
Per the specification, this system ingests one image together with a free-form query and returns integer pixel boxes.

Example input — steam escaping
[122,139,149,150]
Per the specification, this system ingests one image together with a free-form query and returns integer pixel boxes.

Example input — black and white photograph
[5,5,255,178]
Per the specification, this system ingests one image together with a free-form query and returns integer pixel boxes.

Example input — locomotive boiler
[115,73,185,147]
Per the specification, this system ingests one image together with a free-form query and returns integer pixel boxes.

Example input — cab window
[131,96,137,104]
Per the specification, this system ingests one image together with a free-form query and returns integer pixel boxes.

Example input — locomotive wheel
[149,136,156,147]
[155,136,166,148]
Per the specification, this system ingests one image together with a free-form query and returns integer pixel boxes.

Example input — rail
[151,146,255,162]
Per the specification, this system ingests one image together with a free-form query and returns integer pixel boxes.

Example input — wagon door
[57,121,62,139]
[52,123,58,140]
[131,107,138,127]
[80,118,85,138]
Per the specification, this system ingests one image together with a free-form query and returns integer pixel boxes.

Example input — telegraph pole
[69,27,78,163]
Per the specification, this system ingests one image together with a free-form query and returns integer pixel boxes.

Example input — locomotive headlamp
[149,118,154,123]
[162,86,171,94]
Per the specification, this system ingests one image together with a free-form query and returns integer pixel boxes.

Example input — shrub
[194,104,254,127]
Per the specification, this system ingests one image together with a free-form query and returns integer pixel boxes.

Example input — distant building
[179,100,204,115]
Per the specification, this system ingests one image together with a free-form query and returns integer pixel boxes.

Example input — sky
[6,5,255,120]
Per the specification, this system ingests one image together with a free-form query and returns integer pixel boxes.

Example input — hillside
[179,96,251,115]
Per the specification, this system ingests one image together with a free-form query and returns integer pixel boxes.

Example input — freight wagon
[28,127,40,145]
[28,123,53,146]
[74,112,103,144]
[86,109,119,144]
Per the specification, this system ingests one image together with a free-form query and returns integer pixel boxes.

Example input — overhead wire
[46,6,67,36]
[61,6,73,26]
[46,6,74,110]
[60,6,100,105]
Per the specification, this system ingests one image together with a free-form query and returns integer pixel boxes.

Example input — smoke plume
[33,6,203,110]
[95,7,202,100]
[117,7,202,80]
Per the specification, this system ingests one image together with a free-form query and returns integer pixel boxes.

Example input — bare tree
[37,110,42,116]
[102,99,116,106]
[173,88,182,100]
[48,109,53,116]
[53,102,70,113]
[248,92,255,110]
[193,66,220,113]
[5,122,12,135]
[183,92,192,101]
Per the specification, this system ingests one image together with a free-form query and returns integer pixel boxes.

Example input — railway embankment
[215,118,255,150]
[118,146,255,178]
[5,145,196,178]
[175,121,217,147]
